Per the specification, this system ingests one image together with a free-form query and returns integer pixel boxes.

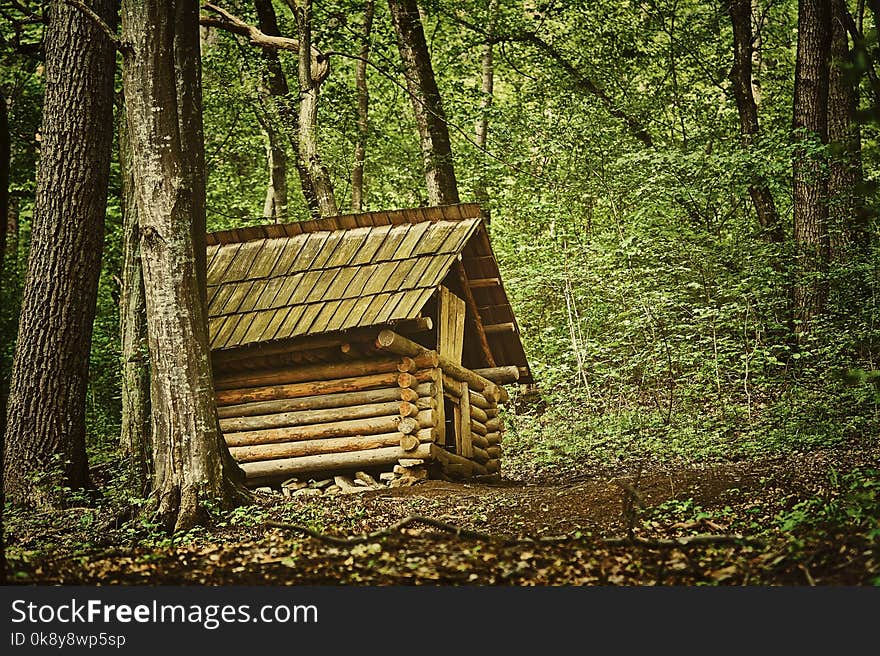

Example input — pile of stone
[253,459,429,498]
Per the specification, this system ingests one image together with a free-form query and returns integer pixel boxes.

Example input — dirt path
[5,444,878,585]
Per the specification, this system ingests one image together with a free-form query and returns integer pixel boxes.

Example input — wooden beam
[375,330,501,400]
[483,322,516,335]
[459,382,473,458]
[212,317,433,368]
[472,366,520,384]
[453,261,496,367]
[467,277,500,288]
[216,383,433,418]
[241,443,434,481]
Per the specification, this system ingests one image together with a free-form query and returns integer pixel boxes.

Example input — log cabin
[206,203,532,486]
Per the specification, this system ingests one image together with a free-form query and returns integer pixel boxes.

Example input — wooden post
[454,261,496,367]
[459,382,473,458]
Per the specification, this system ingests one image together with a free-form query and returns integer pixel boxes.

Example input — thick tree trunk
[388,0,460,205]
[3,0,117,508]
[292,0,337,217]
[119,105,152,498]
[728,0,782,241]
[828,3,866,258]
[351,0,374,212]
[792,0,832,334]
[121,0,249,532]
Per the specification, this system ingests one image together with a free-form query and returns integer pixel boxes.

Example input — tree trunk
[792,0,832,334]
[292,0,337,217]
[473,0,497,218]
[121,0,249,532]
[728,0,783,241]
[351,0,374,212]
[388,0,460,205]
[119,101,152,498]
[0,88,8,285]
[3,0,117,508]
[253,0,318,219]
[828,1,866,258]
[260,132,288,221]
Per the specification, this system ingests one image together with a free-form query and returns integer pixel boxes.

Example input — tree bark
[291,0,337,217]
[121,0,249,532]
[119,101,152,498]
[728,0,783,241]
[3,0,117,508]
[792,0,832,334]
[253,0,313,220]
[388,0,460,205]
[473,0,497,218]
[0,88,8,285]
[828,1,866,257]
[351,0,374,212]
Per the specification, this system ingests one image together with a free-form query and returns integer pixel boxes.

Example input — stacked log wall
[214,352,442,482]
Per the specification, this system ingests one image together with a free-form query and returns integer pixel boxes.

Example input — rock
[334,475,359,492]
[282,487,292,498]
[393,464,407,475]
[309,478,333,489]
[282,477,307,490]
[353,479,370,487]
[324,484,341,495]
[398,458,425,467]
[355,471,380,487]
[405,467,428,480]
[389,476,419,488]
[379,472,395,483]
[293,488,321,498]
[255,486,274,494]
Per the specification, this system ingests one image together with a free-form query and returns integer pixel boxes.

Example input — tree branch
[61,0,121,49]
[200,2,328,82]
[440,10,654,147]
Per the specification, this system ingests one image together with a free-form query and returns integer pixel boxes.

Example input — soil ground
[5,439,878,586]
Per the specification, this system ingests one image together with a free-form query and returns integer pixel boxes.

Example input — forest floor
[4,439,879,585]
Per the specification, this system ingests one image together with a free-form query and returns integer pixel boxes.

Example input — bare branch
[200,2,328,82]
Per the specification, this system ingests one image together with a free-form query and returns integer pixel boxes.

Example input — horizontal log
[215,354,437,391]
[472,366,520,384]
[216,370,436,406]
[225,415,404,447]
[483,322,515,334]
[469,403,488,424]
[225,412,436,447]
[240,443,434,481]
[399,401,419,418]
[471,419,487,437]
[442,374,463,398]
[471,433,489,450]
[220,401,403,433]
[415,396,435,411]
[467,277,500,288]
[213,318,434,369]
[213,345,342,374]
[375,330,499,398]
[399,433,419,451]
[217,383,432,418]
[229,429,436,463]
[468,390,492,411]
[472,444,489,463]
[486,445,501,459]
[432,445,487,477]
[485,417,502,432]
[485,432,502,445]
[484,406,498,418]
[485,459,500,473]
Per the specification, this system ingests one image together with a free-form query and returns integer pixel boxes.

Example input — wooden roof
[206,204,532,382]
